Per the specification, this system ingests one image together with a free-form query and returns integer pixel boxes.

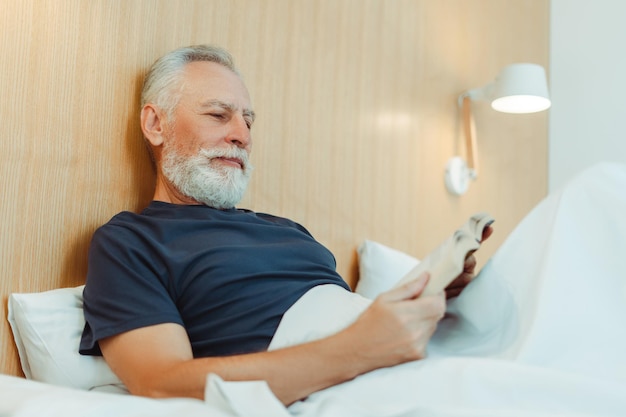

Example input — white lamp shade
[490,63,551,113]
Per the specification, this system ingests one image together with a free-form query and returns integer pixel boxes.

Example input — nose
[226,114,251,149]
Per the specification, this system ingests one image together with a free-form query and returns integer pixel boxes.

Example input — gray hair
[141,44,239,119]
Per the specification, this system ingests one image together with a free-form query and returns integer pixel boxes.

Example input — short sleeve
[79,221,183,355]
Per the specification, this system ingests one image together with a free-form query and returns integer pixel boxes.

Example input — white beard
[161,143,253,209]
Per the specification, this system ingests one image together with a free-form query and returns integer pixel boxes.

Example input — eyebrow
[199,100,256,122]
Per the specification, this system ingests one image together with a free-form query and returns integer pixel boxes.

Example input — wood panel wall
[0,0,549,376]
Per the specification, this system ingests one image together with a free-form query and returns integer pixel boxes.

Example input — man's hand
[445,225,494,299]
[345,273,446,369]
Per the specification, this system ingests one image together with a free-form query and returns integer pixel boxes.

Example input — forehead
[178,61,252,109]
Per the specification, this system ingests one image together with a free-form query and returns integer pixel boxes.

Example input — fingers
[397,293,446,360]
[446,256,475,299]
[445,286,464,299]
[463,254,477,273]
[355,285,446,366]
[481,225,494,242]
[418,292,447,320]
[378,272,430,302]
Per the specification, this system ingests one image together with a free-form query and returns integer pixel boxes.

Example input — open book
[394,212,495,296]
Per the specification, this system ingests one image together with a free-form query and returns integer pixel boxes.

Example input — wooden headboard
[0,0,549,377]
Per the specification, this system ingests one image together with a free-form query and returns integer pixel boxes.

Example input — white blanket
[250,162,626,416]
[0,373,238,417]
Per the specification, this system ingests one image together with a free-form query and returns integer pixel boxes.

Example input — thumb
[379,272,430,302]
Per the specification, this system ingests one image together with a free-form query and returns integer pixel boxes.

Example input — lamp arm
[460,95,478,179]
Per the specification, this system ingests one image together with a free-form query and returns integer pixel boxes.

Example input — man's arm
[100,273,445,406]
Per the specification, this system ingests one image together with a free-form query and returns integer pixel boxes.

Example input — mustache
[198,147,252,170]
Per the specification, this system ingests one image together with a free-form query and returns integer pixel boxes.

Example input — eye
[209,113,226,120]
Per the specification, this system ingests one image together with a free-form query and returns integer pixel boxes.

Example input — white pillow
[355,240,420,299]
[7,285,126,392]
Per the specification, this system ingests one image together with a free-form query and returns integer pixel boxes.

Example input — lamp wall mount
[445,63,550,196]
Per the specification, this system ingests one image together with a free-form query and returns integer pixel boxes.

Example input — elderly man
[80,44,487,406]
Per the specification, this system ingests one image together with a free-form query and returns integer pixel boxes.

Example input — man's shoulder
[246,210,313,236]
[244,210,299,226]
[96,201,170,230]
[91,208,153,244]
[97,209,144,229]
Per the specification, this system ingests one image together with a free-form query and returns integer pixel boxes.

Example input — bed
[2,162,626,416]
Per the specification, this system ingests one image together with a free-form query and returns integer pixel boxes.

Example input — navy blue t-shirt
[79,201,350,357]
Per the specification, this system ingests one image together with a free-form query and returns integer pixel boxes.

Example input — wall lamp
[445,63,551,196]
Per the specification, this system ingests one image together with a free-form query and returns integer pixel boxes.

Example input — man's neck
[152,174,201,205]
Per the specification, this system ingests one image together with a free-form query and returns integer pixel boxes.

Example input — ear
[140,104,166,147]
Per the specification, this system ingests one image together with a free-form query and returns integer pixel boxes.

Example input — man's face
[164,61,255,165]
[159,61,256,208]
